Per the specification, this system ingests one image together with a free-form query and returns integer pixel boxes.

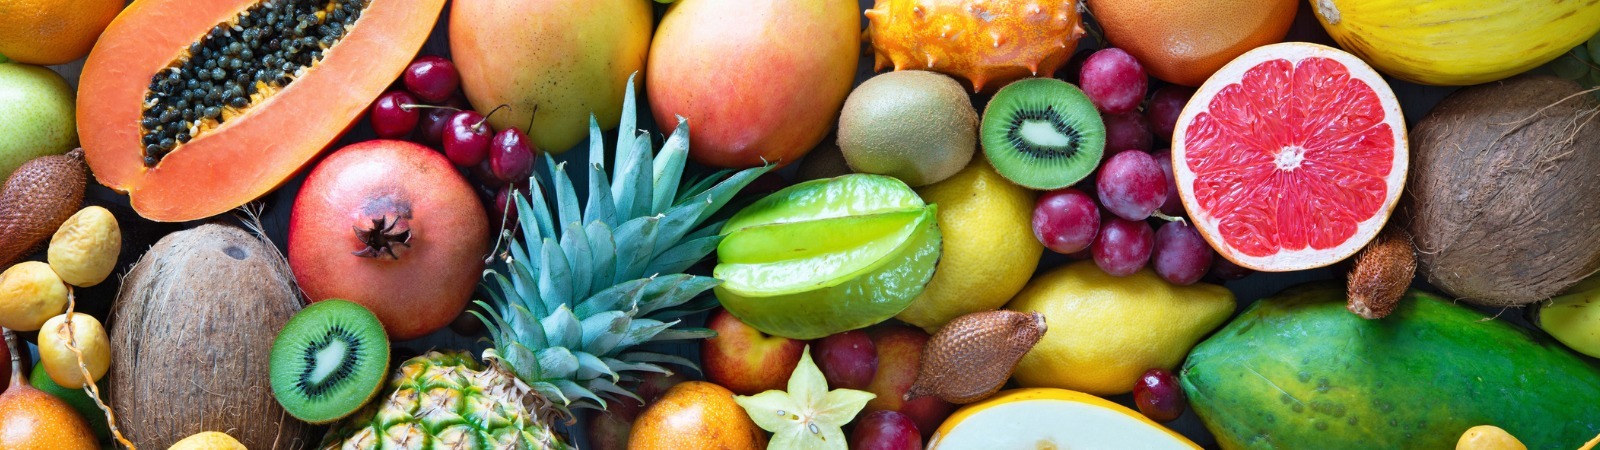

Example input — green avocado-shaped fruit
[1182,283,1600,449]
[838,70,977,187]
[0,63,77,181]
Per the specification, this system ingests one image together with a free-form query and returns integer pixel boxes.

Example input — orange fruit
[0,0,124,65]
[1087,0,1297,86]
[628,381,768,450]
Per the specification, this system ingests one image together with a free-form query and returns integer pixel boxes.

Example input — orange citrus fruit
[1087,0,1297,86]
[0,0,124,65]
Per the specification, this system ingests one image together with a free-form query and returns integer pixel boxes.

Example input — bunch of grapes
[1034,47,1252,285]
[1545,33,1600,96]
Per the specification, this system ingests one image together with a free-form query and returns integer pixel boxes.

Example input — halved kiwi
[269,299,389,424]
[980,78,1105,189]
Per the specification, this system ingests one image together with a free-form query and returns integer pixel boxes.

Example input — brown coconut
[108,222,313,449]
[1406,75,1600,307]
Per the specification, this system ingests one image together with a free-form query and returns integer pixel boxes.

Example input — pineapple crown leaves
[476,73,772,415]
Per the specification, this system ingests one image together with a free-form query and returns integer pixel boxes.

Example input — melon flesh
[929,395,1196,449]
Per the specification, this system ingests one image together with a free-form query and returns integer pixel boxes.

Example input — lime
[715,174,942,339]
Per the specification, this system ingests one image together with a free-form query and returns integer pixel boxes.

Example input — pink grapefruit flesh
[1172,42,1406,272]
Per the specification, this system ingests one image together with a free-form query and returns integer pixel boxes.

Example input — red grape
[1097,150,1168,221]
[1102,112,1153,154]
[1152,220,1213,286]
[403,56,462,103]
[370,90,419,139]
[850,410,922,450]
[1033,188,1101,254]
[490,127,538,184]
[1133,368,1187,423]
[1145,86,1194,141]
[1151,149,1183,216]
[814,330,877,390]
[444,111,494,167]
[1092,217,1153,277]
[1078,48,1148,115]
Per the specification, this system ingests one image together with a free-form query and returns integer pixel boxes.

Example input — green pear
[0,63,77,181]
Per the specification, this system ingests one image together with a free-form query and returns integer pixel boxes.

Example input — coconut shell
[0,149,86,267]
[905,310,1046,404]
[108,223,313,449]
[1405,75,1600,307]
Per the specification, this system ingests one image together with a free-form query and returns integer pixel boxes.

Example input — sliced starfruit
[715,175,942,339]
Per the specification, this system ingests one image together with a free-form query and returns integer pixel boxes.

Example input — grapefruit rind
[1171,42,1407,272]
[928,388,1199,449]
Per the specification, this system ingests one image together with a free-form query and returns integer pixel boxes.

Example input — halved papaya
[77,0,445,222]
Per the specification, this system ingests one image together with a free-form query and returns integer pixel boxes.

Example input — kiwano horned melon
[77,0,446,222]
[866,0,1085,92]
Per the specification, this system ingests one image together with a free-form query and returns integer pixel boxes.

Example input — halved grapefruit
[1172,42,1406,272]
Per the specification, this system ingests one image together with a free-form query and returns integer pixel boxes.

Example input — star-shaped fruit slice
[734,345,876,450]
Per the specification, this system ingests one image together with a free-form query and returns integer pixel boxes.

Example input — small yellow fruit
[0,261,69,331]
[1006,260,1234,395]
[169,431,248,450]
[897,160,1041,332]
[48,206,121,287]
[39,313,111,389]
[1456,425,1526,450]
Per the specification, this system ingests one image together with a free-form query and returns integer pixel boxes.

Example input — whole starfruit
[865,0,1086,92]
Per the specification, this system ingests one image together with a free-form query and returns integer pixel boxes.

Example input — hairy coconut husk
[108,222,313,449]
[1406,75,1600,307]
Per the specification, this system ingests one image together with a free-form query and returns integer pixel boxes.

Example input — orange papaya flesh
[77,0,445,222]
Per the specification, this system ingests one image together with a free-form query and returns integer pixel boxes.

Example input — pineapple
[319,75,770,449]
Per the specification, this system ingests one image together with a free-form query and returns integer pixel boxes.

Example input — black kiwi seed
[269,298,390,424]
[979,78,1106,190]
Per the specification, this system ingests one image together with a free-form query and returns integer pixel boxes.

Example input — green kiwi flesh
[269,299,390,424]
[980,78,1105,189]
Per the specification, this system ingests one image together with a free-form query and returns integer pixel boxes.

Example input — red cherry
[370,90,419,139]
[403,56,461,103]
[490,127,538,185]
[444,111,493,167]
[1133,368,1187,423]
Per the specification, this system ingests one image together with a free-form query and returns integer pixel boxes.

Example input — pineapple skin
[319,351,573,450]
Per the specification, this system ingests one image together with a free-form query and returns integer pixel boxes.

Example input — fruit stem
[60,288,136,449]
[1149,211,1187,225]
[475,104,512,132]
[3,327,20,389]
[400,103,460,113]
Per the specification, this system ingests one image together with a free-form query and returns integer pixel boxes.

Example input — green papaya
[1181,283,1600,449]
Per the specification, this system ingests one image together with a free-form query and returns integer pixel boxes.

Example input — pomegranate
[288,140,489,340]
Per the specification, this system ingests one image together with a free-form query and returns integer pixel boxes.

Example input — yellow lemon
[929,388,1198,449]
[1006,260,1233,395]
[897,160,1041,332]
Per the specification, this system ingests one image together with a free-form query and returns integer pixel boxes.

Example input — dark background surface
[34,1,1582,448]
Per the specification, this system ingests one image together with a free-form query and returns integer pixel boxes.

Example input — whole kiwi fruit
[980,78,1105,190]
[838,70,977,187]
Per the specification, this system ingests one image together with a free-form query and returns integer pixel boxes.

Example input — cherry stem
[474,104,512,132]
[525,104,539,136]
[400,103,460,113]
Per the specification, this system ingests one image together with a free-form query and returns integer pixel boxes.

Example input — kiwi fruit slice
[980,78,1105,189]
[269,299,389,424]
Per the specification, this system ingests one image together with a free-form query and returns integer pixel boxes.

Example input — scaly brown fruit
[0,150,86,267]
[905,310,1046,404]
[865,0,1086,92]
[1347,228,1416,319]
